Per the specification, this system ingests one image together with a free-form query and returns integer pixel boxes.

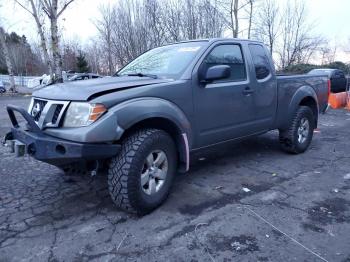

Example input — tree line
[0,0,349,89]
[89,0,348,74]
[0,32,45,75]
[0,32,91,75]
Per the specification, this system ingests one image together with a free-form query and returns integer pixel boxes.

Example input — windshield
[117,42,207,79]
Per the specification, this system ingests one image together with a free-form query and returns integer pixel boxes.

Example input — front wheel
[279,106,315,154]
[108,129,177,215]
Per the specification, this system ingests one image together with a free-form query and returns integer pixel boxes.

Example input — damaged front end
[3,103,120,167]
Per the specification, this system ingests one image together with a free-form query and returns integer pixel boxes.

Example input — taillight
[327,79,331,96]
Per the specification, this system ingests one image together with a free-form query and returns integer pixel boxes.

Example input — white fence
[0,75,37,87]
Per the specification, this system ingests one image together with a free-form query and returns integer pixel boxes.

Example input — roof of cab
[178,38,264,45]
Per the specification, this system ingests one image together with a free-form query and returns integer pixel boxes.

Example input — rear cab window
[248,44,271,80]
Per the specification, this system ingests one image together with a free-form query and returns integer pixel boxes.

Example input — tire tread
[108,129,163,214]
[279,106,315,154]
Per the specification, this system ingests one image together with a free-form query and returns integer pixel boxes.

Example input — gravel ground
[0,96,350,262]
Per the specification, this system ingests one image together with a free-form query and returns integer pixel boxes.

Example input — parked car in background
[308,68,347,93]
[68,73,102,81]
[0,82,6,93]
[65,70,77,80]
[27,74,52,89]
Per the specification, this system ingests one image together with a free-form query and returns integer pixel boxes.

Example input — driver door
[192,43,257,148]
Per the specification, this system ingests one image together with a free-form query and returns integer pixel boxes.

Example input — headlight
[63,102,107,127]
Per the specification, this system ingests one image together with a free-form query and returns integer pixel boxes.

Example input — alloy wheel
[141,150,168,195]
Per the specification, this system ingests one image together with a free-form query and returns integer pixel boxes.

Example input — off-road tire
[108,128,177,215]
[279,106,315,154]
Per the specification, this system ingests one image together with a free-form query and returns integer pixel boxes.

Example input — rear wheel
[108,128,177,215]
[279,106,315,154]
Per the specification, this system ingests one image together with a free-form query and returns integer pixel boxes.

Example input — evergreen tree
[76,51,90,73]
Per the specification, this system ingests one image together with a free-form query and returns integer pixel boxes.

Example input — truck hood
[33,76,173,101]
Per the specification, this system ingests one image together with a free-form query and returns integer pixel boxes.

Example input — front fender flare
[110,97,192,172]
[111,97,191,141]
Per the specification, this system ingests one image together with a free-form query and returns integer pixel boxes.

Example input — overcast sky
[1,0,349,61]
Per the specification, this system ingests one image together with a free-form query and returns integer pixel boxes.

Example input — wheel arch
[119,117,189,173]
[299,96,318,127]
[112,98,192,172]
[281,85,319,130]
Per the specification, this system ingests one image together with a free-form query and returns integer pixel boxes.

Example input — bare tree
[231,0,239,37]
[246,0,255,39]
[182,0,225,39]
[14,0,53,76]
[41,0,75,81]
[219,0,254,38]
[14,0,75,81]
[183,0,199,39]
[94,0,226,71]
[277,0,324,69]
[198,0,225,38]
[61,39,80,72]
[254,0,280,54]
[144,0,166,46]
[85,40,104,74]
[320,44,337,65]
[7,34,30,75]
[162,0,183,42]
[0,27,16,92]
[94,4,115,75]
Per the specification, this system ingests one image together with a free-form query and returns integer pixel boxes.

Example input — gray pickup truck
[4,38,329,214]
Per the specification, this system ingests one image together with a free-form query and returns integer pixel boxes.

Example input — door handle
[242,87,254,95]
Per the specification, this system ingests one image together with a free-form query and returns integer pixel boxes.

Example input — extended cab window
[202,44,246,82]
[249,44,271,80]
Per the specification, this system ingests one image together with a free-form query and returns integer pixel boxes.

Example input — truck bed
[274,74,329,129]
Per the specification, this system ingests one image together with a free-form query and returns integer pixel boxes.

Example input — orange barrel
[346,93,350,110]
[328,92,348,109]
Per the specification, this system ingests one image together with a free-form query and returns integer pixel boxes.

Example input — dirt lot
[1,96,350,262]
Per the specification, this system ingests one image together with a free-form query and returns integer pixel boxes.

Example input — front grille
[29,98,69,129]
[52,104,63,124]
[31,99,47,121]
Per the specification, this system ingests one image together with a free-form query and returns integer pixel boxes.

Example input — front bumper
[4,105,121,166]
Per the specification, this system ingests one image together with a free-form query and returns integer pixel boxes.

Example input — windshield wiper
[126,73,158,79]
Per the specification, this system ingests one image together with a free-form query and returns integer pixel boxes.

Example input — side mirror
[255,66,270,80]
[203,65,231,82]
